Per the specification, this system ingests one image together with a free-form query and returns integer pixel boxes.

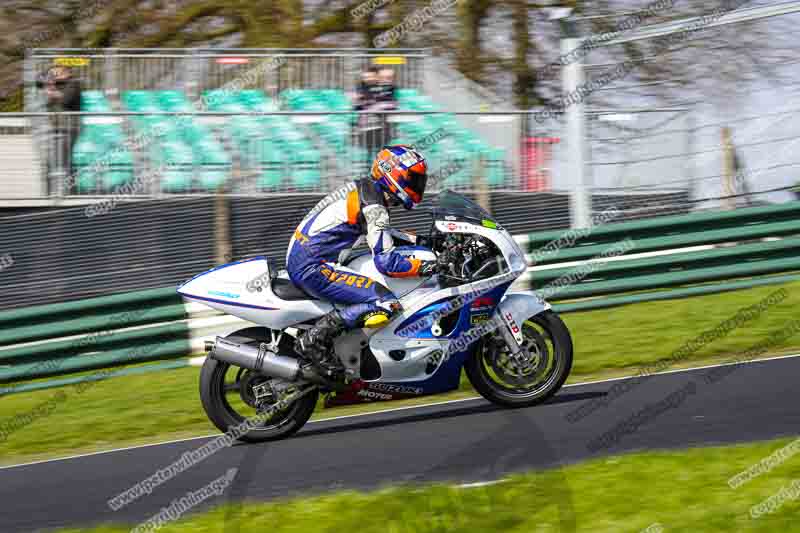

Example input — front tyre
[199,327,318,442]
[465,310,573,408]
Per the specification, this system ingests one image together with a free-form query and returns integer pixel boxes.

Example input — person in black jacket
[41,66,81,193]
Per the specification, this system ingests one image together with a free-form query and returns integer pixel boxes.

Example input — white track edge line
[2,351,799,472]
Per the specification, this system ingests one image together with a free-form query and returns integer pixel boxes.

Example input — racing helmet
[370,145,428,210]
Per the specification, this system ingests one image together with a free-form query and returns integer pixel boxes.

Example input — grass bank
[1,280,799,465]
[60,436,800,532]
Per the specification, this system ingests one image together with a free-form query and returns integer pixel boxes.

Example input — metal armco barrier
[524,201,800,301]
[1,201,798,395]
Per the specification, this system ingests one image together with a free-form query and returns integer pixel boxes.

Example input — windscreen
[432,190,498,226]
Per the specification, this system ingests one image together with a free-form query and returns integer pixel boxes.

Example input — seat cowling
[271,277,316,301]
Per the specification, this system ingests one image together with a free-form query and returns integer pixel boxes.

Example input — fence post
[473,154,490,214]
[721,126,735,210]
[215,187,232,265]
[561,32,591,229]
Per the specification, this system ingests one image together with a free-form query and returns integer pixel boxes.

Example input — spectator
[353,65,380,111]
[41,66,81,193]
[375,67,397,107]
[353,66,399,170]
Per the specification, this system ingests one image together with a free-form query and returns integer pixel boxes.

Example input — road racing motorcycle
[178,191,573,441]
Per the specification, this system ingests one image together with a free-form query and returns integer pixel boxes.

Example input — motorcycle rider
[287,145,437,362]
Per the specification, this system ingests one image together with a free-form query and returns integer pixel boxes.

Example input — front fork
[493,291,551,368]
[498,308,525,354]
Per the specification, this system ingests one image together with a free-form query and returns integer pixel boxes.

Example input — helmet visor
[405,168,427,204]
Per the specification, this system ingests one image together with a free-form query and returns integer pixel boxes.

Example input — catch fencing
[25,49,428,109]
[561,2,800,224]
[0,110,533,198]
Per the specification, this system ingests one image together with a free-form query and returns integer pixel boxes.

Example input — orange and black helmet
[371,145,428,210]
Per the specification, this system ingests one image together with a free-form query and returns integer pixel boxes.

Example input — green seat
[156,90,187,109]
[203,90,238,110]
[153,141,194,192]
[254,139,285,190]
[122,91,156,109]
[103,148,135,190]
[195,140,232,188]
[287,143,321,189]
[182,122,213,146]
[93,124,125,146]
[395,88,419,101]
[160,169,192,192]
[238,90,268,107]
[442,165,472,189]
[72,137,103,193]
[348,146,371,175]
[197,170,227,191]
[291,166,321,189]
[484,147,507,187]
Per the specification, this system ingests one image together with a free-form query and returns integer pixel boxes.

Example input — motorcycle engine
[433,233,503,287]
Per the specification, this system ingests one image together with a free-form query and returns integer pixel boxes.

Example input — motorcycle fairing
[177,256,334,329]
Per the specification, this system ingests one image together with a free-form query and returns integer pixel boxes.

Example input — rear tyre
[465,310,573,408]
[199,327,318,442]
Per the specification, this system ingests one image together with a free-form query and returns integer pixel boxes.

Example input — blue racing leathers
[286,178,427,327]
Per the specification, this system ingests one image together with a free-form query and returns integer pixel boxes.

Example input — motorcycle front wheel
[199,327,318,442]
[465,310,573,408]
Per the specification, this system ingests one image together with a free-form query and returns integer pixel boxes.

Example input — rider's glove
[418,261,439,277]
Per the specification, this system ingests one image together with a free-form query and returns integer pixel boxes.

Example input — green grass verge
[2,280,799,465]
[58,436,800,532]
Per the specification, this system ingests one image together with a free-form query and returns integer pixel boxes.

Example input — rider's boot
[295,309,345,363]
[295,301,399,361]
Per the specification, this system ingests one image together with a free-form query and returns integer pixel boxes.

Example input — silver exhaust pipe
[209,337,301,381]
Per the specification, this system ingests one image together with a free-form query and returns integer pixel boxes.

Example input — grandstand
[7,49,517,197]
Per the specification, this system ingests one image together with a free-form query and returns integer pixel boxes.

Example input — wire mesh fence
[25,49,428,110]
[571,2,800,217]
[0,111,529,197]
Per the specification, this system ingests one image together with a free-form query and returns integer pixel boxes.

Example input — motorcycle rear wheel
[199,327,318,442]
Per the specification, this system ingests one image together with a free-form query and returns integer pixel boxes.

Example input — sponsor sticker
[208,290,241,299]
[54,57,90,67]
[470,312,490,324]
[373,56,406,65]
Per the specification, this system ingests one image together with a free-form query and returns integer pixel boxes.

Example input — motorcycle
[178,190,573,442]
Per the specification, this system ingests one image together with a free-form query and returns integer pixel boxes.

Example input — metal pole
[562,33,592,229]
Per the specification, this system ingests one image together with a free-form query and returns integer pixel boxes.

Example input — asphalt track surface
[2,355,799,532]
